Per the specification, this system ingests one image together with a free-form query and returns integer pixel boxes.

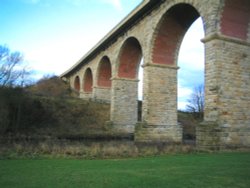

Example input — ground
[0,152,249,188]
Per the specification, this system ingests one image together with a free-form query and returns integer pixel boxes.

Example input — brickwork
[62,0,250,149]
[73,76,80,92]
[83,68,93,92]
[220,0,250,40]
[152,3,199,65]
[118,38,142,79]
[97,56,112,87]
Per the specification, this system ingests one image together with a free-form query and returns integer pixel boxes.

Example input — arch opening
[152,3,200,65]
[151,3,205,142]
[137,58,144,121]
[118,37,142,79]
[97,56,112,88]
[178,17,205,141]
[83,68,93,92]
[74,76,80,92]
[116,37,143,123]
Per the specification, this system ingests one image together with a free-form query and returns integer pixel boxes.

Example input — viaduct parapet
[61,0,250,150]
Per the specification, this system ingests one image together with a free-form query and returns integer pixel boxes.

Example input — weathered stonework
[110,78,139,134]
[135,122,182,143]
[196,122,221,150]
[93,87,111,103]
[61,0,250,150]
[198,34,250,150]
[79,91,92,100]
[135,63,182,143]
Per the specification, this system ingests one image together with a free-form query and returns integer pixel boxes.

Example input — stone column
[109,77,139,134]
[93,86,111,103]
[197,34,250,150]
[135,63,182,143]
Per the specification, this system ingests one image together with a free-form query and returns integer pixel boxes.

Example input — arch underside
[118,37,142,79]
[84,68,93,92]
[111,37,143,131]
[220,0,250,41]
[152,3,200,65]
[98,56,112,87]
[74,76,80,92]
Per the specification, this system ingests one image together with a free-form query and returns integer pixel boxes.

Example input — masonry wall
[93,87,111,102]
[110,78,139,134]
[197,36,250,150]
[135,63,182,143]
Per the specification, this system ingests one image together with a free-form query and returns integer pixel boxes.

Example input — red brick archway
[152,3,200,65]
[118,37,142,79]
[220,0,250,41]
[83,68,93,92]
[97,56,112,87]
[74,76,80,92]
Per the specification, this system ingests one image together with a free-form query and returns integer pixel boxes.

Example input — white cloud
[101,0,122,11]
[177,82,193,110]
[178,84,192,98]
[178,101,189,111]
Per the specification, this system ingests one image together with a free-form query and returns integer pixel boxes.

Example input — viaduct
[61,0,250,150]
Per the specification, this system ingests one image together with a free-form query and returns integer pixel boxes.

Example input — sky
[0,0,204,110]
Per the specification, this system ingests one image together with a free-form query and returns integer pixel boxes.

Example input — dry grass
[0,138,196,159]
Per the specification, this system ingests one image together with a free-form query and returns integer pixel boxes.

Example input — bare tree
[186,84,204,119]
[0,45,31,87]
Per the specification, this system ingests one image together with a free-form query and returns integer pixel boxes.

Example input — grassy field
[0,152,250,188]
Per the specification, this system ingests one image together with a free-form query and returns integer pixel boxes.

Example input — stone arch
[118,37,143,79]
[83,68,93,92]
[151,3,201,65]
[139,3,205,143]
[74,76,80,92]
[220,0,250,41]
[110,37,143,133]
[97,56,112,87]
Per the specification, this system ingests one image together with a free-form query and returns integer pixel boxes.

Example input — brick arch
[118,37,142,79]
[97,56,112,87]
[152,3,200,65]
[83,68,93,92]
[74,76,80,92]
[220,0,250,41]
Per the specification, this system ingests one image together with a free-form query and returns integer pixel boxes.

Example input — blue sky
[0,0,204,110]
[0,0,142,76]
[178,18,204,109]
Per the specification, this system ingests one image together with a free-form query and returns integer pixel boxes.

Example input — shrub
[27,75,72,98]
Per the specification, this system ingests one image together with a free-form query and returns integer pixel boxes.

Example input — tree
[0,45,32,133]
[0,45,31,87]
[186,84,204,119]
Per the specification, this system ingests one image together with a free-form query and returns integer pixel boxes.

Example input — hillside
[0,76,199,141]
[0,77,110,140]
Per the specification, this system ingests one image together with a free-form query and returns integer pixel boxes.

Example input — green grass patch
[0,152,250,188]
